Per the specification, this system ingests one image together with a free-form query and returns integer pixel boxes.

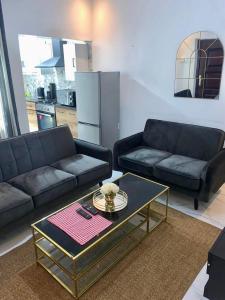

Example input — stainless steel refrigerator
[75,72,120,150]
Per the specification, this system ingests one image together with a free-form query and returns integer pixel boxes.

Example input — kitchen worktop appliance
[56,89,76,107]
[47,83,57,100]
[37,87,45,99]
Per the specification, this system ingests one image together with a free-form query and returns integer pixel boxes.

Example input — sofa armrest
[113,132,143,170]
[201,149,225,193]
[74,139,112,168]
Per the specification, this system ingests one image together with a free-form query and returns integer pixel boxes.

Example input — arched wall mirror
[174,31,224,99]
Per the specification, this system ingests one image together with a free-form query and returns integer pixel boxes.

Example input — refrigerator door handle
[78,121,100,128]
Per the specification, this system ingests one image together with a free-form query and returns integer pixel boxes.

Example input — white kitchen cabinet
[63,43,89,81]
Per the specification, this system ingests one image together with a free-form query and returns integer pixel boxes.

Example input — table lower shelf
[33,204,167,298]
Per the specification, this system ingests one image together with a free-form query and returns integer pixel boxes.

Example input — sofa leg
[194,198,199,210]
[99,181,103,187]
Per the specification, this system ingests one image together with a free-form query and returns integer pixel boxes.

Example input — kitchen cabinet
[26,101,38,132]
[63,42,89,81]
[56,106,77,138]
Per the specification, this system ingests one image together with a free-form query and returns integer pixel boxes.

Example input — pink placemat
[48,203,112,245]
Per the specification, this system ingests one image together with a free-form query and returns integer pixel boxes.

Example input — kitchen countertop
[26,98,37,103]
[26,99,76,111]
[55,104,76,111]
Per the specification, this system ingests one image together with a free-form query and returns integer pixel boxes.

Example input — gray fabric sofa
[114,119,225,209]
[0,126,112,228]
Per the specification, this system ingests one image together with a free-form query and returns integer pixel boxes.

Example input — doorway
[195,39,223,99]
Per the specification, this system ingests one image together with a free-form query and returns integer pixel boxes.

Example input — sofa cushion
[0,140,19,182]
[24,126,76,168]
[52,154,110,186]
[143,119,225,161]
[9,166,76,207]
[175,125,224,161]
[143,119,181,153]
[0,126,76,183]
[154,155,207,190]
[0,182,33,228]
[0,137,35,183]
[118,146,172,176]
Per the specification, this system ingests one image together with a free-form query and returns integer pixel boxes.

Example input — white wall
[92,0,225,137]
[2,0,93,133]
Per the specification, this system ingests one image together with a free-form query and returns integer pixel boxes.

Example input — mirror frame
[174,31,224,100]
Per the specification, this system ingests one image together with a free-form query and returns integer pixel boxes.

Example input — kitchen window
[18,35,53,75]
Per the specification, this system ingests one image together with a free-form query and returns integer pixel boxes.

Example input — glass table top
[33,173,169,258]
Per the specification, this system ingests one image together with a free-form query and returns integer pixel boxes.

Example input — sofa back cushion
[143,119,181,153]
[24,126,76,167]
[0,126,76,182]
[143,119,225,161]
[0,140,20,182]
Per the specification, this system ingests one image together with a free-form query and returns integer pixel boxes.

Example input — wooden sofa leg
[194,198,199,210]
[99,181,103,187]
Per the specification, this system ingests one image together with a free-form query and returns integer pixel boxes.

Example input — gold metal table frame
[32,173,169,299]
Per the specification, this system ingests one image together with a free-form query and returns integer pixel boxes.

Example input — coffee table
[32,172,169,299]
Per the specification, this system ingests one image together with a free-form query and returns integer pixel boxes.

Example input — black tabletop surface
[34,173,168,258]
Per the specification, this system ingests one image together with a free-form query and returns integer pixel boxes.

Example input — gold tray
[93,190,128,212]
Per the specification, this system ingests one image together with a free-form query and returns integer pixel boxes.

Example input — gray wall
[3,0,225,138]
[92,0,225,137]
